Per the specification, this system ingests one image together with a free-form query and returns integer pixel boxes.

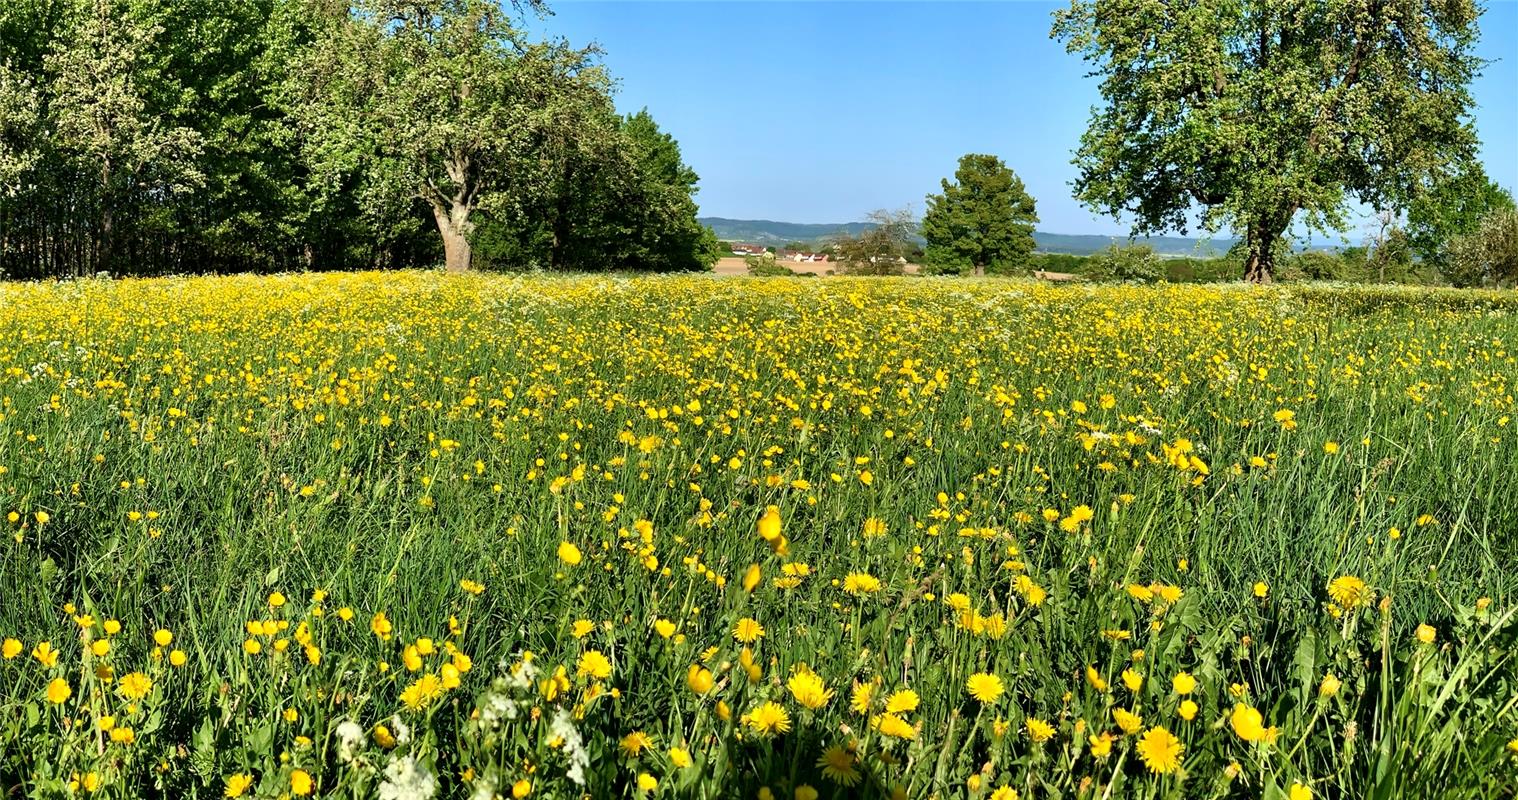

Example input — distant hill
[699,217,1239,257]
[699,218,880,245]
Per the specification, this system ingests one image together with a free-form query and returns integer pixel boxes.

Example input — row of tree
[845,1,1516,288]
[0,0,718,279]
[838,149,1514,287]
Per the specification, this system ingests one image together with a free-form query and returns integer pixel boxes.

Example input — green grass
[0,272,1514,798]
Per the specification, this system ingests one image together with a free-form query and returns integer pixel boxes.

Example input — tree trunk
[1243,223,1276,284]
[973,262,985,276]
[433,203,472,272]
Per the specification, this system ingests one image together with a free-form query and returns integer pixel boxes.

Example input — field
[1,272,1516,799]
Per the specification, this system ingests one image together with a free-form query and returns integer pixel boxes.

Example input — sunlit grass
[0,272,1514,798]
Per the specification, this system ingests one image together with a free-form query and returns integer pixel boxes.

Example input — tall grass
[0,273,1513,798]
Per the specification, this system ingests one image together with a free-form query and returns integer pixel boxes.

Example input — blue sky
[527,1,1518,237]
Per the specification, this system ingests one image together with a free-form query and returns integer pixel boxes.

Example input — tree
[45,0,203,274]
[1445,208,1518,287]
[1364,210,1414,283]
[1406,167,1515,276]
[1085,242,1162,283]
[0,62,38,198]
[296,0,608,272]
[577,109,718,272]
[921,154,1038,275]
[836,208,916,276]
[1053,0,1484,283]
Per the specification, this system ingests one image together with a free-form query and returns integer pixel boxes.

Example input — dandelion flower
[1136,726,1183,774]
[786,667,833,709]
[965,672,1004,703]
[744,701,791,736]
[733,617,765,643]
[1326,576,1369,609]
[817,744,861,787]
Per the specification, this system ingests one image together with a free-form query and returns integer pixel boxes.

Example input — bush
[1084,243,1162,283]
[745,255,797,277]
[1443,209,1518,288]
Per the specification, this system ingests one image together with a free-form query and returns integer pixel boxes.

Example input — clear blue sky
[527,1,1518,237]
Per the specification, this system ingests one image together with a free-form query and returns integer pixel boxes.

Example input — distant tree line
[0,0,717,279]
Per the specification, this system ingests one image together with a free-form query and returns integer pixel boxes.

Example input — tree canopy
[0,0,716,277]
[1053,0,1486,283]
[921,153,1038,275]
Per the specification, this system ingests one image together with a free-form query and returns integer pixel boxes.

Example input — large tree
[296,0,607,272]
[921,153,1038,275]
[45,0,203,275]
[1406,166,1515,280]
[1052,0,1484,283]
[0,62,38,198]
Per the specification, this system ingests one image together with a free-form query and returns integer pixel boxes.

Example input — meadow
[0,272,1515,799]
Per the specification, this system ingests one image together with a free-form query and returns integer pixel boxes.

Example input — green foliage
[744,255,800,277]
[0,61,38,198]
[1407,168,1516,275]
[1444,208,1518,288]
[835,208,916,276]
[1053,0,1485,282]
[921,153,1038,275]
[1084,243,1162,283]
[0,0,712,276]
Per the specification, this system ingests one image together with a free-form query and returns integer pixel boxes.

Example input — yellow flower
[990,788,1018,800]
[170,649,188,667]
[460,579,485,595]
[1026,717,1055,742]
[46,677,71,704]
[1135,726,1183,774]
[742,563,762,592]
[223,773,254,798]
[1122,668,1143,692]
[1230,703,1272,742]
[1253,582,1269,598]
[511,779,531,798]
[872,712,916,740]
[557,541,583,566]
[686,664,714,694]
[1088,731,1115,757]
[373,724,397,749]
[843,572,882,595]
[733,617,765,643]
[1172,672,1196,695]
[1113,708,1143,734]
[1288,783,1312,800]
[578,650,613,680]
[668,746,692,768]
[1319,673,1341,698]
[1415,623,1436,645]
[268,592,286,608]
[884,689,919,714]
[786,667,833,709]
[153,629,173,647]
[1326,576,1370,609]
[290,769,313,796]
[654,619,676,638]
[620,730,654,756]
[744,701,791,735]
[795,785,819,800]
[817,744,861,786]
[370,612,393,639]
[965,672,1004,703]
[118,672,152,700]
[1,638,20,659]
[1177,700,1198,721]
[1086,666,1108,692]
[636,773,657,792]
